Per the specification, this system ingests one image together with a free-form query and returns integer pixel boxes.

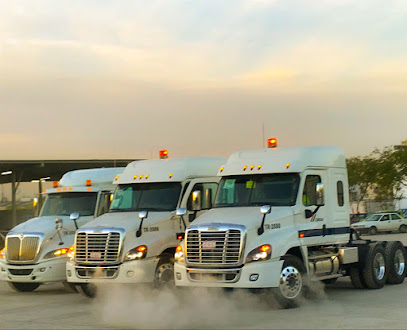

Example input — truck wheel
[349,265,365,289]
[62,281,78,293]
[77,283,97,298]
[399,225,407,233]
[385,241,406,284]
[369,227,377,235]
[154,254,174,289]
[362,243,387,289]
[272,255,305,309]
[8,282,40,292]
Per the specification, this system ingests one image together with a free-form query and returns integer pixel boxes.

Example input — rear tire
[349,265,365,289]
[369,227,377,235]
[361,243,387,289]
[154,254,175,289]
[271,255,305,309]
[385,241,406,284]
[8,282,40,292]
[62,281,78,293]
[77,283,97,298]
[399,225,407,233]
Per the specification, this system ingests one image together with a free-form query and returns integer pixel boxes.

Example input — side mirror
[70,213,80,221]
[139,211,148,220]
[202,189,213,210]
[55,218,63,231]
[315,183,325,206]
[176,208,187,216]
[191,190,202,211]
[260,205,271,215]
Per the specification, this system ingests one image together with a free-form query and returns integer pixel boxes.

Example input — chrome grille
[186,228,242,265]
[75,231,122,264]
[6,235,41,262]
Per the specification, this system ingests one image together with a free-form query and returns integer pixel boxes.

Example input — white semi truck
[0,167,124,292]
[174,140,407,308]
[66,156,225,297]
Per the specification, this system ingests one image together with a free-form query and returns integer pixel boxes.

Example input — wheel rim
[155,263,174,287]
[394,249,405,276]
[374,252,385,280]
[279,266,302,299]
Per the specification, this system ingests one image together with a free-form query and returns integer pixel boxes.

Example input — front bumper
[0,258,67,283]
[174,258,284,288]
[66,258,158,284]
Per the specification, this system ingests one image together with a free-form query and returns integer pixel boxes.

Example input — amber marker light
[86,180,92,186]
[220,167,224,173]
[169,173,173,178]
[243,166,248,171]
[87,187,92,191]
[286,163,290,169]
[68,187,72,191]
[299,233,305,238]
[57,188,61,192]
[260,245,271,252]
[145,174,149,179]
[62,188,67,191]
[115,176,119,180]
[159,149,169,159]
[267,138,277,148]
[42,190,46,193]
[52,181,59,188]
[134,175,138,180]
[139,175,143,180]
[258,165,262,170]
[250,165,254,171]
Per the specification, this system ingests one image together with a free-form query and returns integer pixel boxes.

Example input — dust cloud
[92,281,328,329]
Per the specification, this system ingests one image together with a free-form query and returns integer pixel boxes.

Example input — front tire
[385,241,406,284]
[361,243,387,289]
[272,255,305,309]
[77,283,97,298]
[154,254,175,289]
[399,225,407,233]
[8,282,40,292]
[369,227,377,235]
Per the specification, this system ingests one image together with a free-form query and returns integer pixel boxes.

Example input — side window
[187,182,218,210]
[302,175,321,207]
[337,181,344,207]
[391,214,402,220]
[97,192,112,217]
[382,215,390,221]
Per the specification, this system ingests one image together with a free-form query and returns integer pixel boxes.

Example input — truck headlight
[245,244,271,263]
[174,245,184,263]
[67,246,75,260]
[124,245,147,261]
[43,247,72,259]
[0,248,5,259]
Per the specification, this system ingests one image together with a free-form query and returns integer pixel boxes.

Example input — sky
[1,0,407,162]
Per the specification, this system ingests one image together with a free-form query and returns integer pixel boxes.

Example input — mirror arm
[312,205,321,217]
[72,219,78,230]
[136,219,144,237]
[180,215,187,231]
[257,214,267,236]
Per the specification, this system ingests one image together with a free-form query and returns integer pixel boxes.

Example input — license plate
[202,240,217,249]
[89,252,101,260]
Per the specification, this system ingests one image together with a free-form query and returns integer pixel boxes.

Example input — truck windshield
[110,183,182,212]
[40,192,98,217]
[214,174,300,207]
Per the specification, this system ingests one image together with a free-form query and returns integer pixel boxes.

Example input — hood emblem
[207,227,219,231]
[19,234,24,240]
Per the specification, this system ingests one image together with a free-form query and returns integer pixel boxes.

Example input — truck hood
[80,211,174,232]
[191,207,294,231]
[7,215,93,238]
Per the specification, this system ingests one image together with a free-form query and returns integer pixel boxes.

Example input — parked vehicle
[66,154,225,297]
[174,139,407,308]
[351,212,407,235]
[0,168,124,292]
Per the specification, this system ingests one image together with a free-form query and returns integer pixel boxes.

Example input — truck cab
[66,157,225,297]
[0,167,124,292]
[175,143,407,308]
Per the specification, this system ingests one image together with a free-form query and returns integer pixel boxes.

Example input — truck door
[298,170,330,246]
[179,177,220,224]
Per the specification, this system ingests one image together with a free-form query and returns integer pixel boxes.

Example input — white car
[351,212,407,235]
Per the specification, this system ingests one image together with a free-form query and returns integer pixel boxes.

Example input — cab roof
[219,146,346,176]
[115,157,226,184]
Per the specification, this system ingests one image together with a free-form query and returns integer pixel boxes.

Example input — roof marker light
[139,175,143,180]
[159,150,169,159]
[286,163,290,169]
[87,187,92,191]
[258,165,262,170]
[267,138,277,148]
[86,180,92,186]
[220,167,224,173]
[68,187,72,191]
[169,173,173,178]
[57,188,61,192]
[62,188,67,191]
[134,175,138,180]
[115,176,119,181]
[52,181,59,188]
[145,174,149,179]
[243,166,247,171]
[250,165,254,171]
